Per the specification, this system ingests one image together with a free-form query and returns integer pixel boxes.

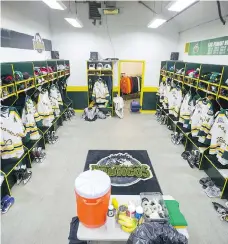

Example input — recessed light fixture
[42,0,66,10]
[167,0,198,12]
[148,18,166,28]
[64,18,83,28]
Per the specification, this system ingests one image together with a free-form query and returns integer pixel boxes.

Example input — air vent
[89,1,101,20]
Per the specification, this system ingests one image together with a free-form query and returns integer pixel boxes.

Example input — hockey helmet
[47,66,53,73]
[96,63,103,70]
[1,74,14,85]
[221,88,228,97]
[211,85,218,93]
[14,71,23,81]
[225,79,228,86]
[89,64,95,70]
[40,67,48,75]
[104,64,112,70]
[57,64,65,71]
[23,72,30,80]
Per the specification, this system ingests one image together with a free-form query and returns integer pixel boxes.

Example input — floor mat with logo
[84,150,162,195]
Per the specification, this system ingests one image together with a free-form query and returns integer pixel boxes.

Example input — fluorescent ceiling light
[148,18,166,28]
[168,0,197,12]
[65,18,83,28]
[42,0,66,10]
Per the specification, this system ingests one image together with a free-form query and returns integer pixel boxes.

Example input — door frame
[118,60,145,107]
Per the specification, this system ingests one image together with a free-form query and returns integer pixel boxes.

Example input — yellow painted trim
[119,60,145,63]
[140,110,156,114]
[74,109,84,112]
[143,87,158,92]
[113,87,119,92]
[221,179,227,197]
[174,226,188,229]
[67,86,88,92]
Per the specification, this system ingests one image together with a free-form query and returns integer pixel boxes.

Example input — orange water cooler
[75,170,111,228]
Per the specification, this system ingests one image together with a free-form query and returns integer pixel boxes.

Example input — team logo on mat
[89,153,153,186]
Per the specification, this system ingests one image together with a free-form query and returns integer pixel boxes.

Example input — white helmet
[96,63,103,70]
[89,64,95,70]
[104,64,112,70]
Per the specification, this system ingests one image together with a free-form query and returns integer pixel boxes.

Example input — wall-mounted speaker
[51,51,59,59]
[170,52,179,60]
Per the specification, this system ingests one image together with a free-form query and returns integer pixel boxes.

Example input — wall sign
[188,36,228,56]
[33,33,45,53]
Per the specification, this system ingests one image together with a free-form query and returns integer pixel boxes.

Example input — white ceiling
[2,1,228,33]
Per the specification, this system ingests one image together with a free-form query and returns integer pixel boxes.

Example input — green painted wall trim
[67,91,88,109]
[67,90,157,111]
[142,92,157,110]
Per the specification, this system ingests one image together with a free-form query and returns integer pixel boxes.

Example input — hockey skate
[176,133,184,145]
[45,131,55,144]
[171,132,180,144]
[22,169,32,185]
[14,169,23,185]
[51,131,58,143]
[212,202,228,222]
[181,151,191,160]
[68,107,75,117]
[191,150,201,167]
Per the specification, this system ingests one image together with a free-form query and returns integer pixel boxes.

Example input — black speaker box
[51,51,59,59]
[170,52,179,60]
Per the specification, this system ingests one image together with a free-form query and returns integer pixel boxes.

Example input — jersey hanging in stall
[1,107,27,160]
[204,109,228,165]
[179,93,192,125]
[37,90,54,127]
[190,99,214,138]
[168,87,183,118]
[22,96,41,141]
[163,83,171,110]
[92,80,110,103]
[49,85,62,116]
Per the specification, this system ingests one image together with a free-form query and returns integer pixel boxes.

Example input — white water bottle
[106,204,115,230]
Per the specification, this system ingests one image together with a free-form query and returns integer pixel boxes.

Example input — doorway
[118,60,145,113]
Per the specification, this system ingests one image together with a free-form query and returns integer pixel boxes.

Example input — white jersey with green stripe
[37,90,54,127]
[49,85,62,117]
[22,96,41,141]
[168,87,183,118]
[191,99,213,137]
[1,107,25,160]
[92,80,110,103]
[205,110,228,165]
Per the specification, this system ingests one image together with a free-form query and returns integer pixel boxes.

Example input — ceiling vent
[89,1,101,20]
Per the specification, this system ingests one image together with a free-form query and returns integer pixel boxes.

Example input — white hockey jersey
[22,96,41,141]
[37,90,54,127]
[1,107,25,159]
[179,93,191,124]
[113,96,124,119]
[92,80,110,103]
[217,132,228,165]
[191,99,214,137]
[49,85,62,116]
[162,83,171,109]
[205,110,228,165]
[158,81,166,103]
[168,87,183,118]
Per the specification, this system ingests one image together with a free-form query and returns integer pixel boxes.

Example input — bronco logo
[33,33,45,53]
[89,153,153,186]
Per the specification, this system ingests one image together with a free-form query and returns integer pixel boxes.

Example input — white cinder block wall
[178,20,228,64]
[0,1,52,62]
